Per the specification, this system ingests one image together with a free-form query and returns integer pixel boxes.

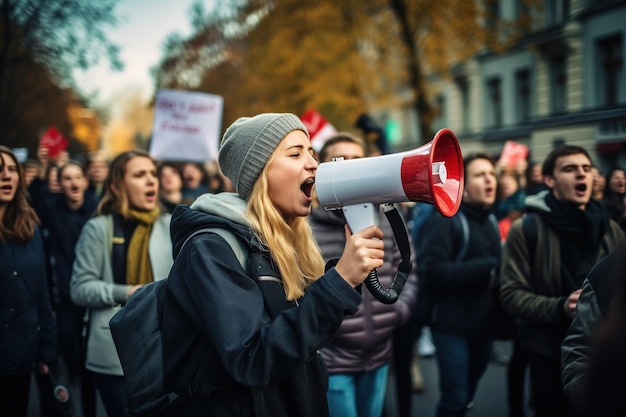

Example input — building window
[486,0,500,32]
[550,57,567,114]
[515,69,531,122]
[546,0,569,25]
[597,34,623,107]
[435,93,447,129]
[514,0,531,34]
[487,77,502,128]
[455,77,469,132]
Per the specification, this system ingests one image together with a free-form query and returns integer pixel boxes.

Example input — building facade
[388,0,626,173]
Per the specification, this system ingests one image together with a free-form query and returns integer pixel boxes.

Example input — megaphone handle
[364,204,412,304]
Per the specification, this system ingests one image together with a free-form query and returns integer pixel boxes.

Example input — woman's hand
[36,145,49,180]
[335,224,384,288]
[127,285,142,297]
[38,362,50,374]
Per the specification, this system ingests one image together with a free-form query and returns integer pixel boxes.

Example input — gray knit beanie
[219,113,309,200]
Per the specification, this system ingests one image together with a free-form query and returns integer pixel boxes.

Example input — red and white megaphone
[316,128,464,230]
[315,128,464,303]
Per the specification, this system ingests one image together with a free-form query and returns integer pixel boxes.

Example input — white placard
[149,90,223,162]
[12,148,28,163]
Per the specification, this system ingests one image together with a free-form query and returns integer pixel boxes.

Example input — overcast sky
[73,0,214,106]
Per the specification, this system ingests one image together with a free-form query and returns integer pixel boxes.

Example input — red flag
[300,109,337,152]
[40,126,69,158]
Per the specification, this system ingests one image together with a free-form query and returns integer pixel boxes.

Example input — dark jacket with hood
[160,193,363,417]
[309,205,418,374]
[417,202,501,337]
[501,190,624,359]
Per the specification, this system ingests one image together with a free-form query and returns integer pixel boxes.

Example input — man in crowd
[500,145,623,417]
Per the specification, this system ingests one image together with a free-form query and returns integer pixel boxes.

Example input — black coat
[160,205,362,417]
[417,203,501,336]
[0,226,57,376]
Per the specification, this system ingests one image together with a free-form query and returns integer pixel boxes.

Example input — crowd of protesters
[1,123,626,417]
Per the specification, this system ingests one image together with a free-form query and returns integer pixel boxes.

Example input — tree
[0,0,121,153]
[154,0,533,145]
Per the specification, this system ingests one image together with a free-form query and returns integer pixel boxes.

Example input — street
[387,340,529,417]
[29,341,525,417]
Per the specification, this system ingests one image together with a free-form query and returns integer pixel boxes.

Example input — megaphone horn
[315,128,464,217]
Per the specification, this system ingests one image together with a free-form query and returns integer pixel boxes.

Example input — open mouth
[575,184,587,192]
[301,178,314,198]
[1,185,12,191]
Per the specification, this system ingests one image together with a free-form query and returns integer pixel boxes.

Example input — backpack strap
[165,227,250,409]
[180,227,248,269]
[182,227,265,416]
[488,213,500,242]
[454,211,470,262]
[452,211,500,262]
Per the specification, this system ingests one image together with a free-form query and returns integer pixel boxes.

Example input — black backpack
[109,227,247,417]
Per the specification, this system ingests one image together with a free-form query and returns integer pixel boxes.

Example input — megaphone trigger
[342,203,380,236]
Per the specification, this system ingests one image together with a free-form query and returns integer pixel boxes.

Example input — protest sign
[12,148,28,163]
[150,90,223,162]
[499,140,529,168]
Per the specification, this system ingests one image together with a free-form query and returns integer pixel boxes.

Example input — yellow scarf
[125,207,161,285]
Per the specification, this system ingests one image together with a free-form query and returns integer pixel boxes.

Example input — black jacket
[160,194,362,417]
[417,202,501,336]
[0,226,57,376]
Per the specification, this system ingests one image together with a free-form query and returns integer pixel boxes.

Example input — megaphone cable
[364,204,412,304]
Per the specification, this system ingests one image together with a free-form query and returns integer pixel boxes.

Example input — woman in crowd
[84,150,109,200]
[181,162,210,200]
[0,145,57,417]
[33,160,99,417]
[160,113,384,416]
[70,150,173,417]
[157,162,185,213]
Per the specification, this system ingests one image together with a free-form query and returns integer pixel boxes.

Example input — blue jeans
[326,365,389,417]
[432,331,491,417]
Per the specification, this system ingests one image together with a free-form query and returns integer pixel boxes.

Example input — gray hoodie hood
[190,192,252,228]
[170,192,255,258]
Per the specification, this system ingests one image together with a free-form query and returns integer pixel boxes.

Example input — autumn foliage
[155,0,535,142]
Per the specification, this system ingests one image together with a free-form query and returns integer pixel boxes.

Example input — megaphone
[315,128,464,303]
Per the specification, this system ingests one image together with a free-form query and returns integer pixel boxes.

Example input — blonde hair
[247,160,325,300]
